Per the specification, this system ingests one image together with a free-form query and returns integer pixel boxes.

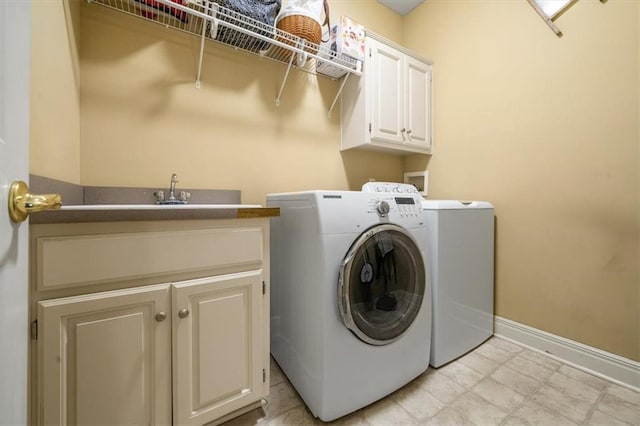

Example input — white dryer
[422,200,495,367]
[267,190,431,422]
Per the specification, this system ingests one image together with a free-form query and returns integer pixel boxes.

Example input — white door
[0,1,31,424]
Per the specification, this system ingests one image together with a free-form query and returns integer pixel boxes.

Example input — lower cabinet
[30,219,271,426]
[172,272,264,426]
[38,284,172,425]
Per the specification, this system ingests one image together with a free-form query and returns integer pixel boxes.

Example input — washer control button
[376,200,390,216]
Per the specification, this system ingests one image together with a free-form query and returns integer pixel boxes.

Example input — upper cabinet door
[340,35,433,155]
[38,284,172,426]
[172,271,264,426]
[369,39,405,144]
[405,56,432,152]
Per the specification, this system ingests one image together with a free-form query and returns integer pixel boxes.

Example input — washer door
[338,224,426,345]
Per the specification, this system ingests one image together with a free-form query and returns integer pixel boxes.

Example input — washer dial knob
[376,200,390,216]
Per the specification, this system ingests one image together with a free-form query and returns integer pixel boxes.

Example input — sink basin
[59,204,261,211]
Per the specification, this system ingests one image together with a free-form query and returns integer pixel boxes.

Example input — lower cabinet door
[172,271,264,426]
[37,284,171,426]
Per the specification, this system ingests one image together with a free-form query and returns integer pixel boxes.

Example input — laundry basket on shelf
[274,0,329,61]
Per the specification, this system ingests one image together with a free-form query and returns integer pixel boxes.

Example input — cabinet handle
[155,312,167,322]
[178,308,190,319]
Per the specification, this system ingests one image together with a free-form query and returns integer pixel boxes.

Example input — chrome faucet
[154,173,190,205]
[168,173,178,202]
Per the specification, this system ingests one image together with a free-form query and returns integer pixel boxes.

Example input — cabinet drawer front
[36,227,264,291]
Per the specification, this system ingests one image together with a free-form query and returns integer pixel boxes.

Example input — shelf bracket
[195,17,207,89]
[327,73,350,118]
[275,40,305,107]
[195,2,218,89]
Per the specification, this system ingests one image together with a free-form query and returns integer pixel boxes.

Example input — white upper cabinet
[341,35,433,155]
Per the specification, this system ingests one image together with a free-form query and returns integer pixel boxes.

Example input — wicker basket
[274,0,329,61]
[275,15,321,60]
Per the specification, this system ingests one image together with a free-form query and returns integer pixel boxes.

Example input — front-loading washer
[267,190,431,422]
[362,183,495,367]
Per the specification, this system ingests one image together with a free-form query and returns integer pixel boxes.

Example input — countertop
[29,204,280,224]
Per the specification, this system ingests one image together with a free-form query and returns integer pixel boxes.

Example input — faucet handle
[179,191,191,203]
[154,191,165,203]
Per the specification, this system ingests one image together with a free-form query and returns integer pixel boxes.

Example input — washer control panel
[362,182,420,194]
[368,194,422,217]
[393,195,422,218]
[363,182,422,218]
[366,194,422,218]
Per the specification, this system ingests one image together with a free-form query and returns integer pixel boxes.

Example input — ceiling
[376,0,426,16]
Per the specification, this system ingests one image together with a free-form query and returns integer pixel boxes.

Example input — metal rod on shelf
[327,73,350,118]
[296,41,308,67]
[209,2,219,39]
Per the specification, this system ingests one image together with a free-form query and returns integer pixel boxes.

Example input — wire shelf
[88,0,362,112]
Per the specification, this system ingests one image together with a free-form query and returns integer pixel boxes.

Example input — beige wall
[31,0,639,361]
[30,0,82,184]
[404,1,639,361]
[77,0,404,204]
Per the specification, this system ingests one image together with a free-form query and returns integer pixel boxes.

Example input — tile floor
[224,337,640,425]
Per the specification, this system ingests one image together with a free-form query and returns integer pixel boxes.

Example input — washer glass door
[339,224,426,345]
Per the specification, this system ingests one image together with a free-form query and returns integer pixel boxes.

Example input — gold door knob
[8,180,62,223]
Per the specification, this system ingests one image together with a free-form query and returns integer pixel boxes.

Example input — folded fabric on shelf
[210,0,280,52]
[136,0,191,23]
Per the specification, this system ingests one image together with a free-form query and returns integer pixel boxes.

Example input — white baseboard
[494,316,640,392]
